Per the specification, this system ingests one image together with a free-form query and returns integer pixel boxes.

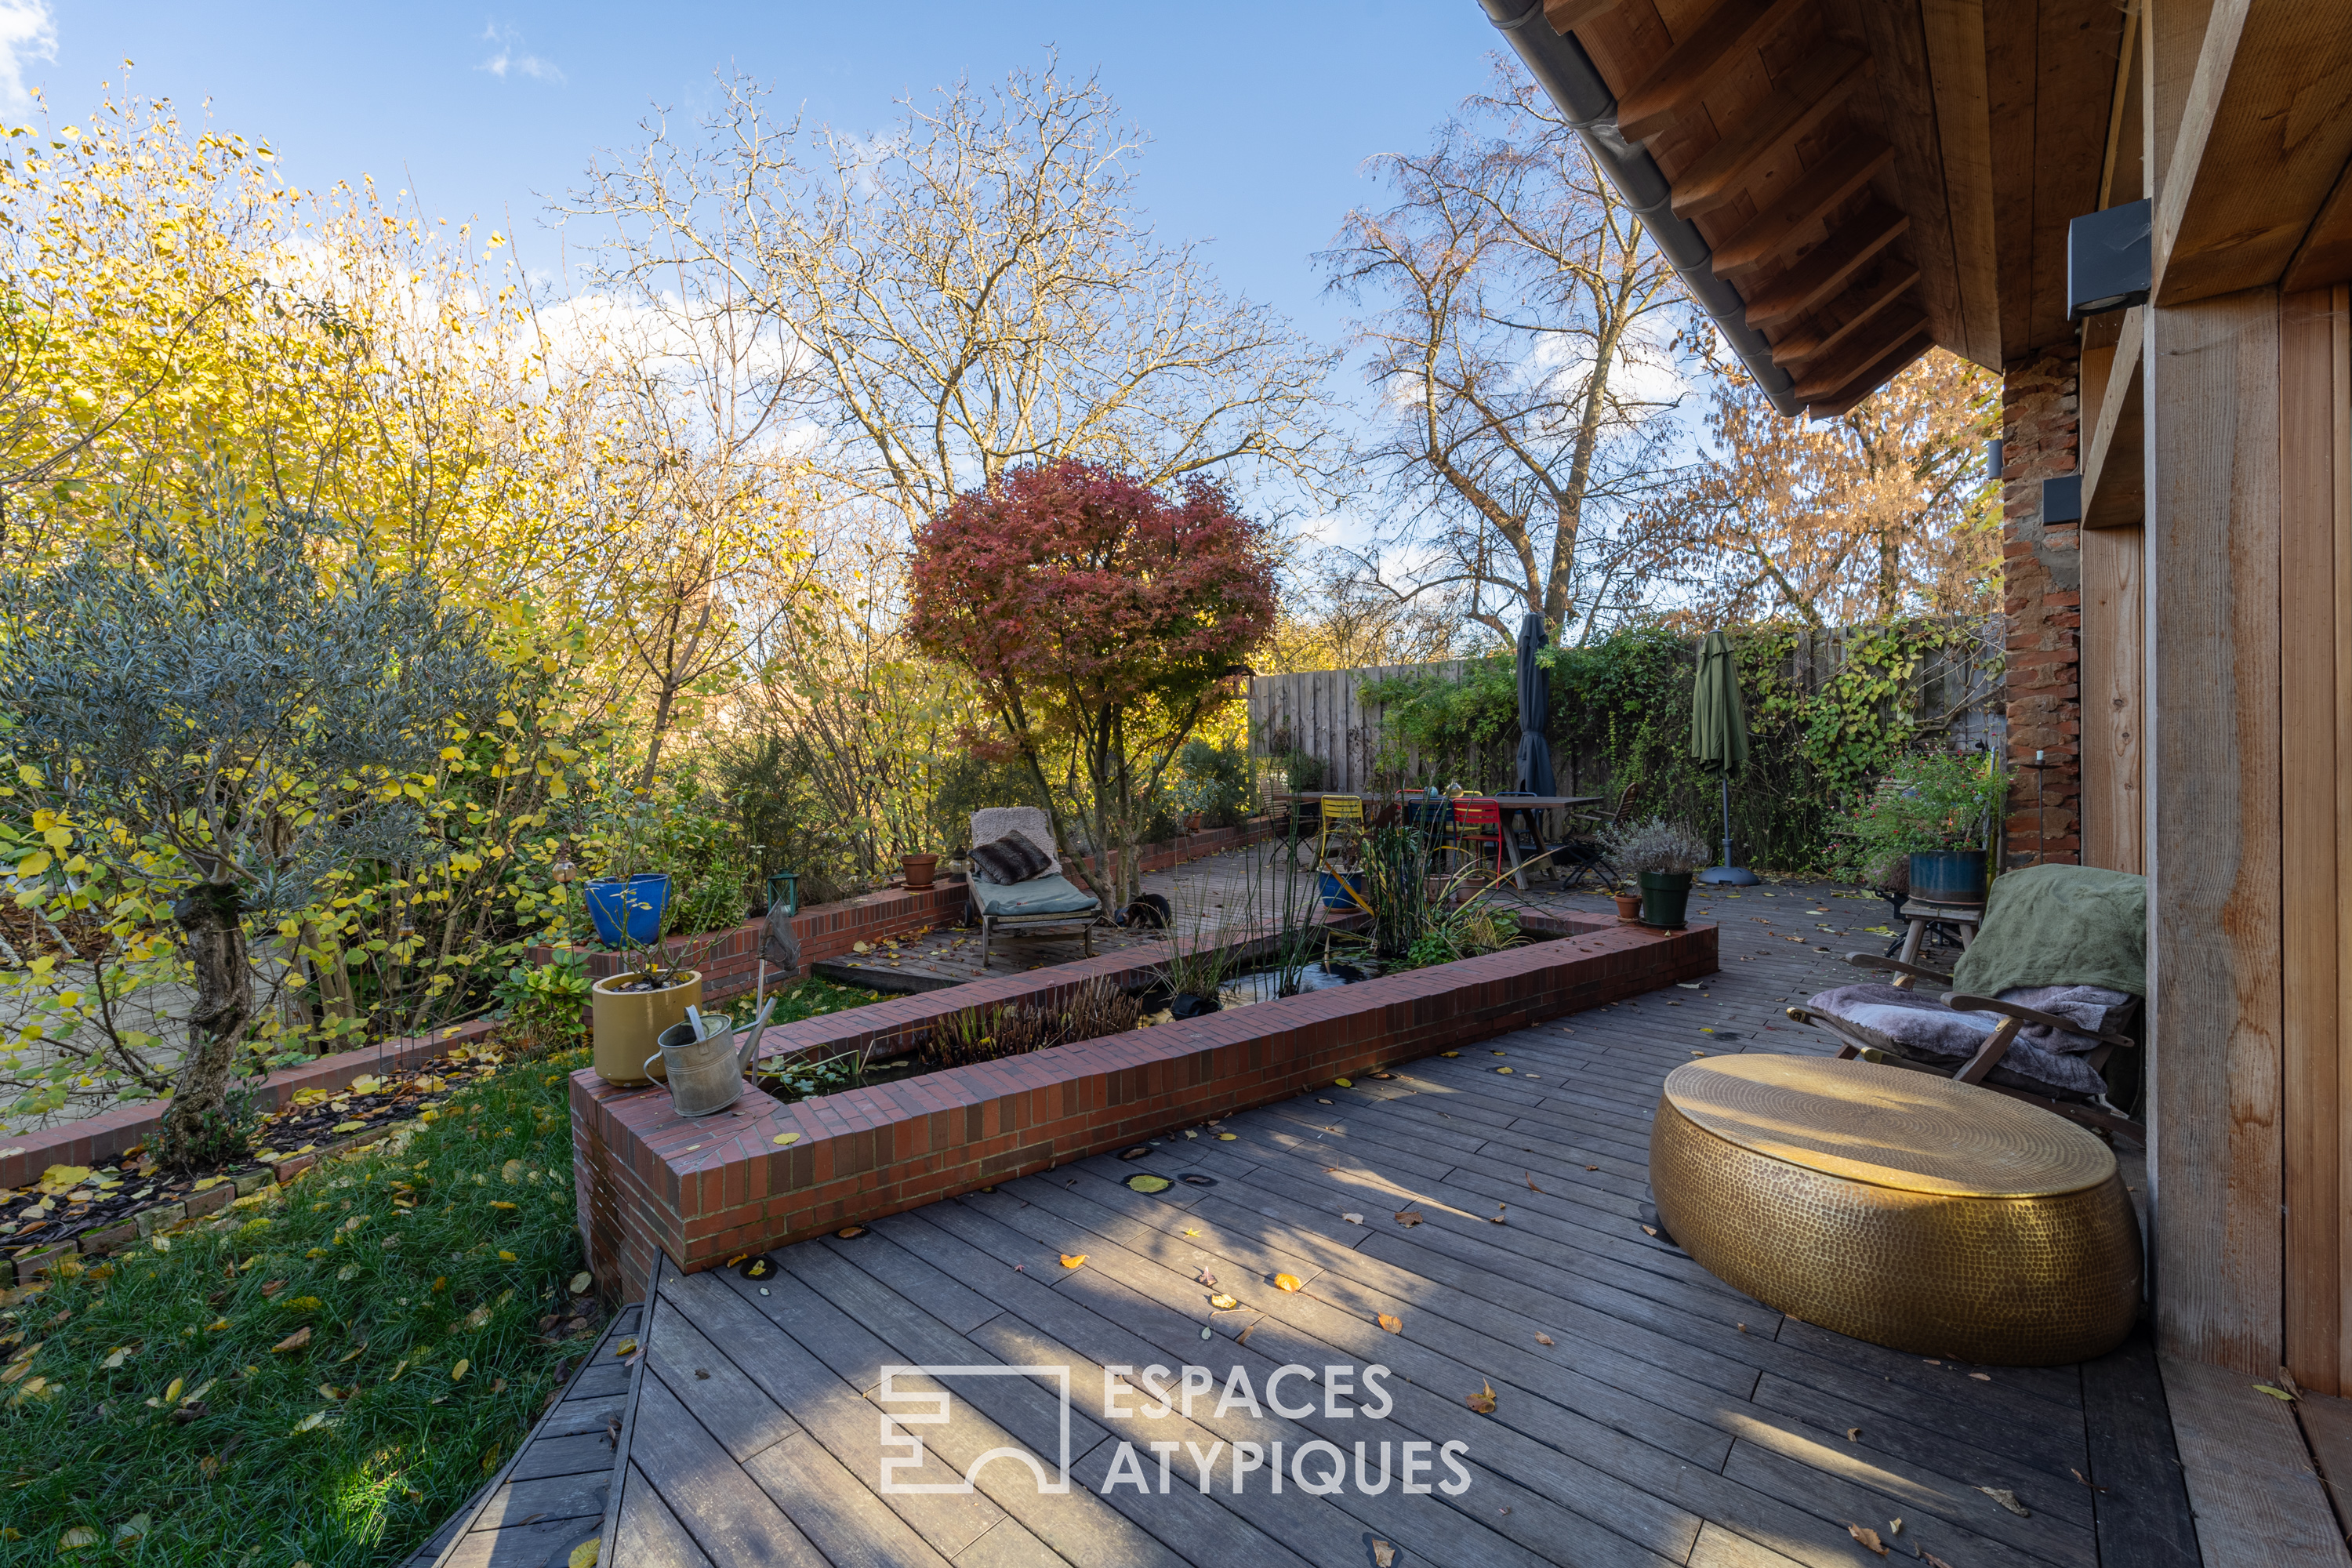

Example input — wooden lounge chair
[1786,950,2143,1145]
[967,807,1102,968]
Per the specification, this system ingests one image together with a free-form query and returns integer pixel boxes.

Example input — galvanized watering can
[647,998,777,1119]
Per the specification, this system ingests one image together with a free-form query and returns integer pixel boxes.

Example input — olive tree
[0,488,499,1167]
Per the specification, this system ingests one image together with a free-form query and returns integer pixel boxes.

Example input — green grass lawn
[0,977,883,1566]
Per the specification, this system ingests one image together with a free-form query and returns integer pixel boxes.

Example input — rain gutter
[1479,0,1802,416]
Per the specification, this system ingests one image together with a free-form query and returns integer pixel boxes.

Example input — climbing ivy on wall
[1362,619,1999,874]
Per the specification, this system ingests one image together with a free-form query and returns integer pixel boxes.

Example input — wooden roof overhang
[1484,0,2131,417]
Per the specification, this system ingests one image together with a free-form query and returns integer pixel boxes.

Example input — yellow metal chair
[1313,794,1367,904]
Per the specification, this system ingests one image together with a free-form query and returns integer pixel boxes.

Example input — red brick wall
[0,1018,503,1192]
[569,916,1716,1298]
[2002,345,2083,865]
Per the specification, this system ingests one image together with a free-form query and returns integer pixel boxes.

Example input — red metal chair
[1447,797,1507,879]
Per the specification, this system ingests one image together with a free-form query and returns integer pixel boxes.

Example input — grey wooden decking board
[629,1374,833,1568]
[994,1169,1738,1473]
[1748,1370,2097,1522]
[925,1179,2001,1568]
[2074,1330,2201,1568]
[662,1269,1011,1559]
[739,1428,964,1568]
[609,1464,716,1568]
[1720,1436,2096,1568]
[1342,1203,2093,1454]
[1271,1091,1659,1194]
[895,1199,1693,1568]
[644,1294,803,1464]
[1004,1163,1740,1471]
[1774,1316,2085,1417]
[1220,1113,1770,1332]
[536,1392,628,1439]
[840,1218,1351,1568]
[1044,1142,2107,1561]
[717,1253,1193,1568]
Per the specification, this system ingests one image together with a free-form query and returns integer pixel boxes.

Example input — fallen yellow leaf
[451,1359,470,1382]
[1466,1381,1497,1414]
[1209,1294,1241,1311]
[1059,1254,1087,1270]
[1273,1273,1303,1293]
[1333,1077,1352,1088]
[771,1132,800,1146]
[568,1272,592,1294]
[568,1538,601,1568]
[271,1327,313,1354]
[1377,1314,1403,1334]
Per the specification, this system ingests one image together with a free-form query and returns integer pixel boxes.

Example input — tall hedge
[1359,620,1998,874]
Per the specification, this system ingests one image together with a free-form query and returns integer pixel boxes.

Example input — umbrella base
[1697,866,1761,886]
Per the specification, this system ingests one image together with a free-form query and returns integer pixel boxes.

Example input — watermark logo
[877,1365,1074,1494]
[875,1361,1471,1498]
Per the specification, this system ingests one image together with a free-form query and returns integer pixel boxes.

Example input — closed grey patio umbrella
[1514,612,1555,796]
[1691,630,1759,885]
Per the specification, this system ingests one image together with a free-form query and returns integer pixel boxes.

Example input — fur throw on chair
[970,833,1055,885]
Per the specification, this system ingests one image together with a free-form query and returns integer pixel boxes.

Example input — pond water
[1210,959,1384,1010]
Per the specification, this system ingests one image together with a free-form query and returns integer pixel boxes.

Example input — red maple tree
[909,459,1277,903]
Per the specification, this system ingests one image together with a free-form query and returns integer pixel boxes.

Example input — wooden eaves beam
[1740,203,1909,329]
[1670,46,1876,218]
[1617,0,1812,143]
[1711,136,1895,275]
[1802,325,1933,419]
[1790,307,1929,405]
[1769,265,1920,367]
[2153,1,2352,303]
[2080,307,2145,528]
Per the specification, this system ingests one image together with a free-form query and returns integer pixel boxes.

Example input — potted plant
[1828,750,2006,906]
[1318,835,1369,912]
[902,852,940,891]
[1609,880,1643,923]
[1601,818,1711,928]
[585,803,673,946]
[589,911,703,1087]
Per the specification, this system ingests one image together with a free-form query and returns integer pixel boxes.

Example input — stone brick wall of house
[2001,345,2082,866]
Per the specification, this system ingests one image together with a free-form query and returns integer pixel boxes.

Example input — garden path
[593,895,2195,1568]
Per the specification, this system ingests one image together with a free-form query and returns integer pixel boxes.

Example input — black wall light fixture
[2067,199,2152,319]
[2042,474,2083,524]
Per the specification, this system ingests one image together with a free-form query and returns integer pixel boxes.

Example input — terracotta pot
[1613,894,1643,922]
[590,969,702,1086]
[902,854,939,891]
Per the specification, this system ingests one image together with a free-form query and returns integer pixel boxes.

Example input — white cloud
[477,21,564,85]
[0,0,55,110]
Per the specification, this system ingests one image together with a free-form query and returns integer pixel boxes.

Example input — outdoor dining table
[1274,791,1603,891]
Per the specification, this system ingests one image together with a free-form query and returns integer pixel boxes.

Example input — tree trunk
[158,883,256,1171]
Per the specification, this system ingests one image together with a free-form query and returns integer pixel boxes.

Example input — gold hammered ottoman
[1650,1054,2143,1365]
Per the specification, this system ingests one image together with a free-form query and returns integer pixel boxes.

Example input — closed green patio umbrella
[1690,630,1758,886]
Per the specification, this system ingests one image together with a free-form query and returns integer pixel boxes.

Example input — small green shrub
[492,953,593,1054]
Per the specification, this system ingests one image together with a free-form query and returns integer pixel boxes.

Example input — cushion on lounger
[970,833,1054,885]
[968,873,1101,917]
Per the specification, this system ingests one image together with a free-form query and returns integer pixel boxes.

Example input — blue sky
[13,2,1504,352]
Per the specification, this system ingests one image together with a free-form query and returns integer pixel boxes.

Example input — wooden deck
[403,1303,642,1568]
[593,891,2202,1568]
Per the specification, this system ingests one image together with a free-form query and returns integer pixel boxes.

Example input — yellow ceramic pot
[590,969,702,1086]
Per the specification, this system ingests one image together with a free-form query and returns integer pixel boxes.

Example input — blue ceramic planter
[1319,870,1367,912]
[587,872,671,946]
[1907,851,1987,906]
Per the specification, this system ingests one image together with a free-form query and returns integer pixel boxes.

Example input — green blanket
[1950,862,2147,998]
